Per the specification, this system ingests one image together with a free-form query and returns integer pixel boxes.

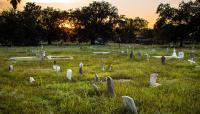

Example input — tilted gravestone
[122,96,138,114]
[161,56,166,65]
[150,73,161,87]
[9,65,14,72]
[130,51,134,60]
[66,69,72,80]
[29,77,35,84]
[94,73,98,81]
[92,83,101,96]
[107,76,115,96]
[79,63,83,76]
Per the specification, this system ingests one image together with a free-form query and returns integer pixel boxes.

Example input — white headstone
[172,48,177,58]
[66,69,72,80]
[102,63,105,72]
[79,63,83,67]
[150,73,161,87]
[53,65,60,72]
[122,96,138,114]
[29,77,35,83]
[9,65,14,72]
[178,52,184,59]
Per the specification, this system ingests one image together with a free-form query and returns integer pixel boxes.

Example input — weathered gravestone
[144,53,150,61]
[161,56,166,65]
[138,52,142,60]
[107,76,115,96]
[9,65,14,72]
[122,96,138,114]
[94,73,98,81]
[166,47,169,55]
[130,51,134,60]
[53,65,61,72]
[29,77,35,84]
[92,83,101,96]
[79,63,83,76]
[150,73,161,87]
[66,69,72,80]
[189,51,195,60]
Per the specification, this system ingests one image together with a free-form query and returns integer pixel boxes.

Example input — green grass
[0,44,200,114]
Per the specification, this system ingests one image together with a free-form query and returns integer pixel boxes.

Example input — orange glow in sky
[0,0,193,28]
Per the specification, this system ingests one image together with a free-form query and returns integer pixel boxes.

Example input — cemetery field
[0,44,200,114]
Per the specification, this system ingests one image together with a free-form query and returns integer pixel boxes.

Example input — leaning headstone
[29,77,35,84]
[150,73,161,87]
[138,52,142,60]
[172,48,177,58]
[94,73,98,81]
[9,65,14,72]
[130,51,134,60]
[161,56,166,65]
[92,83,101,96]
[122,96,138,114]
[178,52,184,59]
[106,76,115,96]
[79,63,83,76]
[66,69,72,80]
[108,64,112,71]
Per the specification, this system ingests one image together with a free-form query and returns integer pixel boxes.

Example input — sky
[0,0,192,28]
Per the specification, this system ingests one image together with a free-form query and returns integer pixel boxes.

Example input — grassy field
[0,44,200,114]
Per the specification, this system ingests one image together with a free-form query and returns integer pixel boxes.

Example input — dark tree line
[154,0,200,47]
[0,0,199,46]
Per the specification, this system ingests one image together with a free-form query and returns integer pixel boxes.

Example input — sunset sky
[0,0,192,28]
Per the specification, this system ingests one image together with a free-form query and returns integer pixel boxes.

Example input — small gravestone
[9,65,14,72]
[138,52,142,60]
[92,83,101,96]
[66,69,72,80]
[150,73,161,87]
[178,52,184,59]
[161,56,166,65]
[126,48,129,55]
[79,63,83,76]
[53,65,60,72]
[108,64,112,71]
[94,73,98,81]
[102,63,105,72]
[172,48,177,58]
[122,96,138,114]
[29,77,35,84]
[106,76,115,96]
[189,51,194,60]
[130,51,134,60]
[144,53,150,61]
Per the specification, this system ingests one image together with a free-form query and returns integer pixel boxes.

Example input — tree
[8,0,21,10]
[71,1,119,45]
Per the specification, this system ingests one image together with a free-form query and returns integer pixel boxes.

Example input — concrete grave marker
[108,64,112,71]
[53,65,60,72]
[102,63,105,72]
[122,96,138,114]
[66,69,72,80]
[106,76,115,96]
[138,52,142,60]
[29,77,35,84]
[150,73,161,87]
[178,52,184,59]
[172,48,177,58]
